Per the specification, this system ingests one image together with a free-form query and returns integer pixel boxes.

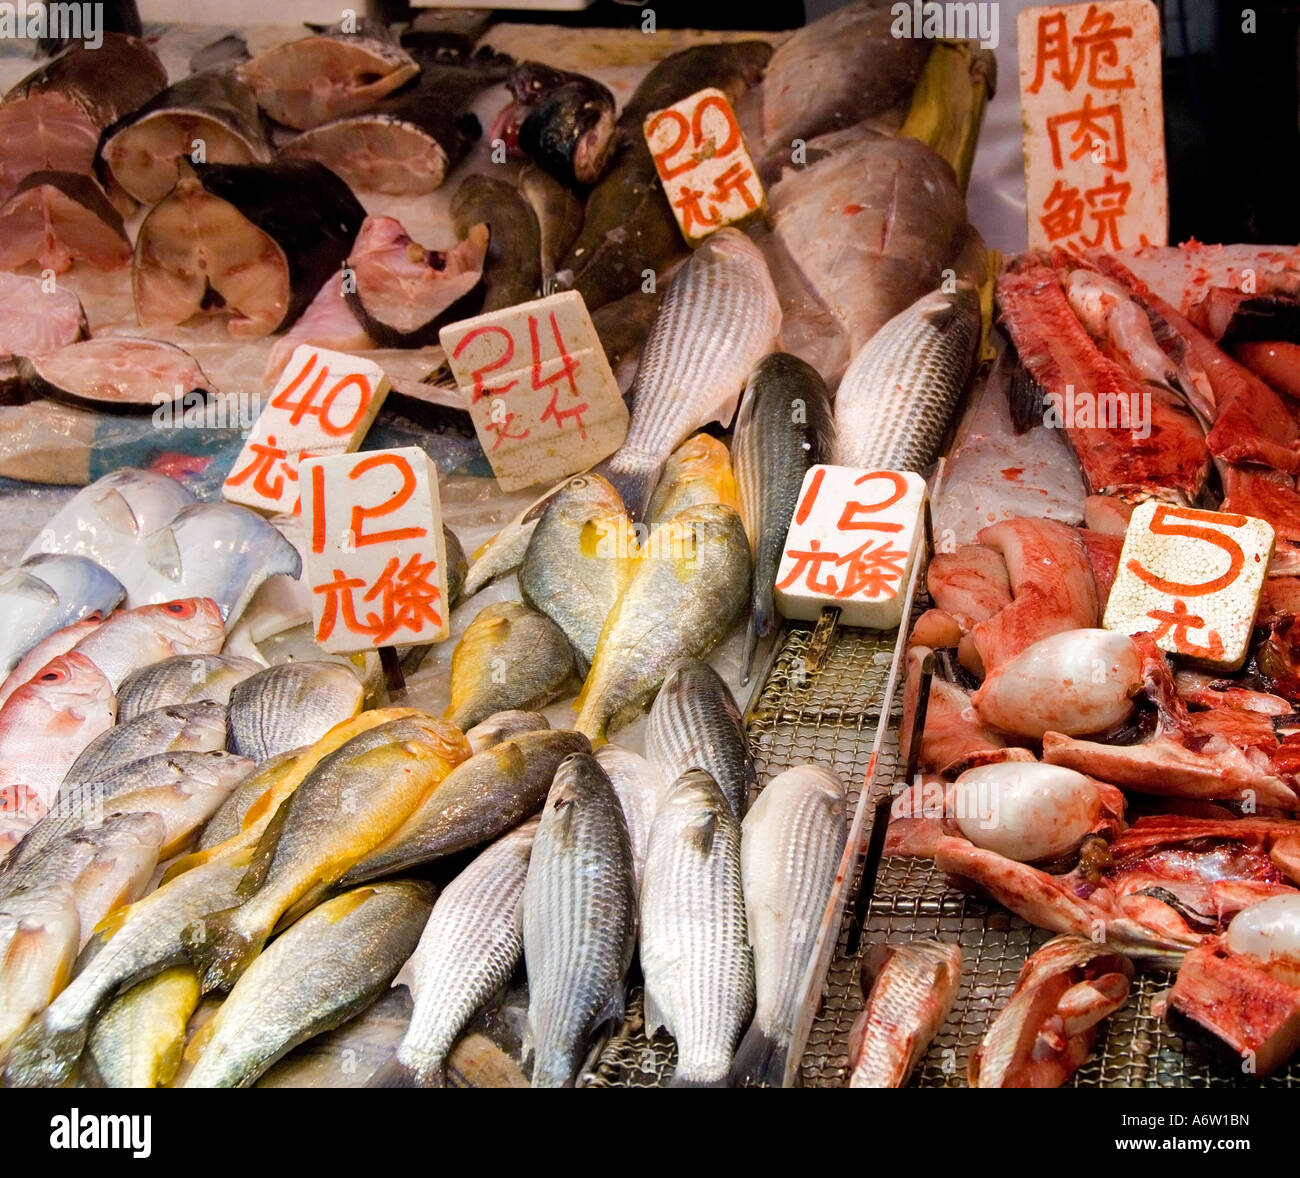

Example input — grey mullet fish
[592,745,666,897]
[521,753,636,1087]
[833,284,981,473]
[732,353,834,682]
[640,771,753,1086]
[596,229,781,520]
[646,659,755,820]
[368,819,539,1088]
[731,765,846,1087]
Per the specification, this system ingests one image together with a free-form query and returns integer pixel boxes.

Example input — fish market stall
[1,0,1296,1104]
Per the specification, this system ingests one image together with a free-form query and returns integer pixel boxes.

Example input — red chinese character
[361,553,443,643]
[483,411,531,452]
[1074,4,1135,90]
[226,434,294,501]
[1146,599,1225,661]
[673,184,721,235]
[1040,178,1086,241]
[835,539,908,599]
[540,388,590,436]
[1046,93,1127,172]
[1027,5,1135,94]
[776,539,841,596]
[709,161,759,212]
[1083,173,1132,249]
[1027,12,1081,93]
[313,568,369,642]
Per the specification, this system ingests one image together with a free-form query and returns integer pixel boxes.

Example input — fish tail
[728,1023,789,1088]
[1,1018,86,1088]
[366,1052,445,1088]
[592,452,662,522]
[181,906,262,994]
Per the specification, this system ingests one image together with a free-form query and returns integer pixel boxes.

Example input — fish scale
[522,754,635,1088]
[372,819,539,1087]
[834,284,981,474]
[226,661,363,763]
[598,229,781,519]
[66,701,228,781]
[117,655,261,722]
[640,771,753,1085]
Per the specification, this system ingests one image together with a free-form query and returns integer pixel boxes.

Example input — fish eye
[166,600,196,617]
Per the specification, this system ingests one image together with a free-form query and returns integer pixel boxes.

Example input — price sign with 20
[643,86,766,246]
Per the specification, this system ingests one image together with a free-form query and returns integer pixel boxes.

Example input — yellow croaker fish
[646,434,739,528]
[83,966,200,1088]
[181,715,467,993]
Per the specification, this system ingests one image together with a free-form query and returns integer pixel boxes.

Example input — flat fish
[0,554,124,676]
[596,229,782,520]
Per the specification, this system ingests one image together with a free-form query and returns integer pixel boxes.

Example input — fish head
[20,555,125,616]
[138,597,226,651]
[553,473,627,522]
[179,750,257,791]
[18,651,114,711]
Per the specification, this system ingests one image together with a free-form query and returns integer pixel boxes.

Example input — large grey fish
[0,882,79,1060]
[1,851,250,1087]
[465,710,549,755]
[592,745,666,897]
[15,750,251,869]
[446,602,577,732]
[732,353,835,682]
[341,728,589,885]
[184,881,433,1088]
[519,474,637,669]
[848,939,964,1088]
[65,701,229,781]
[731,765,846,1088]
[226,661,363,762]
[116,654,262,721]
[595,229,782,520]
[574,505,751,742]
[0,555,125,676]
[640,771,753,1086]
[646,659,755,821]
[368,820,539,1088]
[522,753,636,1087]
[83,966,201,1088]
[834,284,982,473]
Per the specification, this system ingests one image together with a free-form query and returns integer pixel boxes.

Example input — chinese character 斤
[709,161,759,212]
[1046,93,1127,172]
[1027,4,1136,95]
[1040,178,1085,241]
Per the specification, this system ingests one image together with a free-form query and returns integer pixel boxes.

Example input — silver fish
[522,753,636,1087]
[592,744,666,898]
[129,503,302,625]
[833,284,981,473]
[646,659,755,820]
[731,765,846,1087]
[368,820,539,1088]
[226,660,363,762]
[640,770,753,1086]
[0,555,125,675]
[65,701,228,781]
[117,654,262,721]
[465,710,550,754]
[0,882,79,1059]
[460,481,567,600]
[596,229,782,519]
[1,852,250,1087]
[184,881,434,1088]
[732,353,834,682]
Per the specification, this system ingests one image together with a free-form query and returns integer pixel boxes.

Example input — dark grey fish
[518,165,583,295]
[497,61,616,187]
[450,173,541,313]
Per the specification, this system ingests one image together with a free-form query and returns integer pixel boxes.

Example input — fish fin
[3,570,58,609]
[94,487,145,538]
[182,1015,218,1065]
[596,989,625,1034]
[728,1023,789,1088]
[740,617,760,688]
[268,531,302,580]
[1008,365,1047,436]
[236,799,291,899]
[493,740,528,780]
[143,526,184,583]
[181,907,262,994]
[1,1018,85,1088]
[683,810,719,855]
[366,1052,445,1088]
[160,848,209,884]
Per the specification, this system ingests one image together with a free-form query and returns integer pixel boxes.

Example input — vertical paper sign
[1018,1,1167,252]
[300,447,449,653]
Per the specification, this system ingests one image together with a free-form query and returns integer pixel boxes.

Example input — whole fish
[465,710,550,754]
[0,555,124,676]
[446,602,577,732]
[17,750,252,867]
[646,434,739,528]
[450,173,541,313]
[444,526,468,611]
[732,765,847,1087]
[592,745,666,897]
[519,474,638,669]
[847,940,964,1088]
[575,505,751,742]
[647,659,755,820]
[2,851,251,1088]
[182,716,467,993]
[596,230,782,520]
[733,353,835,682]
[0,616,102,710]
[519,165,583,294]
[368,820,538,1088]
[84,966,201,1088]
[834,284,981,473]
[341,729,589,885]
[125,504,302,625]
[460,486,561,601]
[522,753,636,1087]
[226,661,364,762]
[116,654,262,721]
[70,598,225,690]
[184,881,433,1088]
[640,771,753,1086]
[65,701,229,781]
[0,882,79,1059]
[0,652,116,848]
